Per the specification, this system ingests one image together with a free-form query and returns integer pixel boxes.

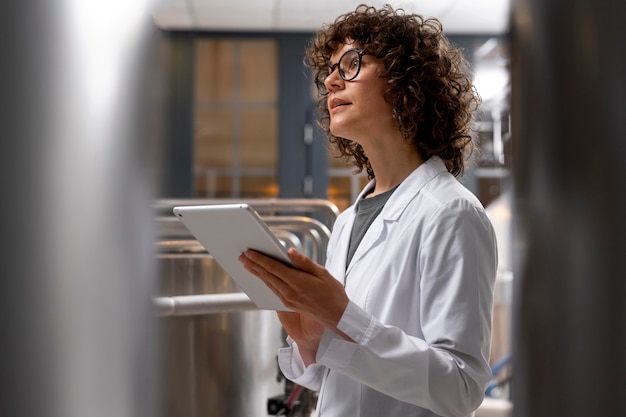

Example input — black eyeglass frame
[314,49,367,95]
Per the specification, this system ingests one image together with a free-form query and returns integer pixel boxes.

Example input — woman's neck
[364,139,424,197]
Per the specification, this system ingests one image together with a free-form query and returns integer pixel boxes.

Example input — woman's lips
[329,97,351,111]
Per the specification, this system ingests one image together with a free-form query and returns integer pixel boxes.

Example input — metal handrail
[271,229,305,253]
[264,216,331,264]
[154,231,305,255]
[153,216,190,239]
[154,293,258,316]
[153,200,337,317]
[153,215,331,316]
[153,216,330,264]
[152,198,339,229]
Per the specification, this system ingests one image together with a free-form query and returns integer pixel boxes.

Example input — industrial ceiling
[152,0,510,34]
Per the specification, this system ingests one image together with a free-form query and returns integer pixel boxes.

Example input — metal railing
[153,198,339,229]
[154,293,258,316]
[153,199,338,317]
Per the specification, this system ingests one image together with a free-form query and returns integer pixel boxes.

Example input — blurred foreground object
[1,1,160,416]
[511,0,626,416]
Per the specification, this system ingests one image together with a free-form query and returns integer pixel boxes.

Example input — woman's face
[324,42,396,145]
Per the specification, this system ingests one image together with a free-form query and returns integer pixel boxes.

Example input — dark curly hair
[306,4,481,178]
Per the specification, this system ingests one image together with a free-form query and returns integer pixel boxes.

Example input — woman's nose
[324,67,344,93]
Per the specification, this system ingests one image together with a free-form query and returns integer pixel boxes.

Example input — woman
[239,4,497,417]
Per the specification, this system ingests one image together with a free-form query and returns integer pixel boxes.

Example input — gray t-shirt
[346,185,399,267]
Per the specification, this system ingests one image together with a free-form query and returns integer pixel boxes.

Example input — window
[194,38,279,198]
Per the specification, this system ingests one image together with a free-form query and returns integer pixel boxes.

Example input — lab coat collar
[382,156,449,220]
[354,156,449,220]
[343,156,448,275]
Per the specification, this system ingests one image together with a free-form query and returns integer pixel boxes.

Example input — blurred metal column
[511,0,626,416]
[1,1,160,417]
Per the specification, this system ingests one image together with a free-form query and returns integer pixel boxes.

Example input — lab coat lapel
[344,178,390,276]
[345,216,387,276]
[332,179,375,282]
[327,210,353,285]
[344,156,450,276]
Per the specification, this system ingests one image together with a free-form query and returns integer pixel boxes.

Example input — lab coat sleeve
[276,211,352,392]
[278,336,327,391]
[315,199,497,417]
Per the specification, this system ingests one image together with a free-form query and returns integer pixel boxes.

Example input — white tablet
[172,203,294,311]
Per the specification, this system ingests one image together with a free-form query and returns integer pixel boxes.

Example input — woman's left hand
[238,248,349,329]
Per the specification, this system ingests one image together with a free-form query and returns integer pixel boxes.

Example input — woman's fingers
[287,248,322,274]
[240,249,294,277]
[238,251,293,297]
[238,252,267,278]
[239,249,348,326]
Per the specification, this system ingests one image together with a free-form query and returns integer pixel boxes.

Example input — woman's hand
[276,311,325,366]
[238,248,350,337]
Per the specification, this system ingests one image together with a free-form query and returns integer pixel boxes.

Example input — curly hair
[305,4,481,178]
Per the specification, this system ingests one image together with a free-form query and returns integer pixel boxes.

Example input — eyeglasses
[314,49,367,95]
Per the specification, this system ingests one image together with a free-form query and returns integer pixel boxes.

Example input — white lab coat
[278,156,498,417]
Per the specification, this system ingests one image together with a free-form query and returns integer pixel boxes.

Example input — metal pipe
[272,230,305,252]
[154,215,330,263]
[153,215,330,317]
[154,293,258,316]
[152,198,340,228]
[264,216,331,264]
[153,216,330,317]
[154,232,305,258]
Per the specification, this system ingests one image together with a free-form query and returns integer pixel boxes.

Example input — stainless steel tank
[152,199,336,417]
[155,241,284,417]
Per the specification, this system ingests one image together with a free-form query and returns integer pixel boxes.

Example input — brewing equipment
[153,199,337,417]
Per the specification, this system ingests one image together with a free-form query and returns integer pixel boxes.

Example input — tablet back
[172,204,292,311]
